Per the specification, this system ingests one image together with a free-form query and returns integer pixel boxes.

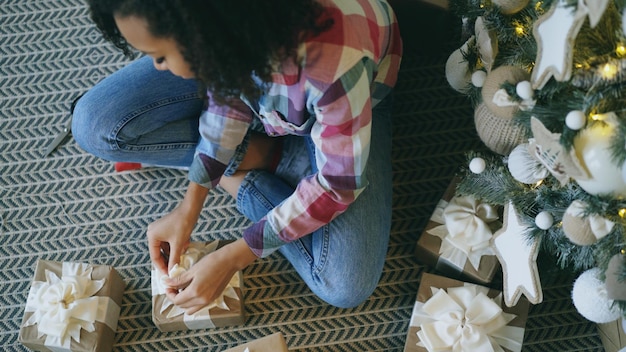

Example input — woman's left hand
[163,238,258,315]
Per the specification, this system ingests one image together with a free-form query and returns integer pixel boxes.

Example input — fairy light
[601,62,619,79]
[591,113,604,121]
[619,208,626,218]
[616,44,626,57]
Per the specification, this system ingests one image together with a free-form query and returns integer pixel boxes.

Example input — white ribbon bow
[151,241,241,327]
[427,196,499,270]
[23,262,119,349]
[410,284,524,352]
[493,88,536,111]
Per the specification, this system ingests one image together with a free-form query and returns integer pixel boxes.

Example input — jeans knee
[312,275,379,308]
[71,93,115,159]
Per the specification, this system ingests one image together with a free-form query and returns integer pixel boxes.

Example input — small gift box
[222,332,289,352]
[415,178,502,284]
[19,260,125,352]
[152,240,245,332]
[404,272,528,352]
[598,318,626,352]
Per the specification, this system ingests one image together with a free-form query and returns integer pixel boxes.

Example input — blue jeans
[73,56,393,308]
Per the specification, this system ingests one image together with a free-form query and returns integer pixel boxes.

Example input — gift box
[152,240,245,332]
[222,332,289,352]
[404,272,528,352]
[415,178,502,285]
[19,260,125,352]
[598,318,626,352]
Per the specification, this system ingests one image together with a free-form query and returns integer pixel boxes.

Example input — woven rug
[1,1,605,351]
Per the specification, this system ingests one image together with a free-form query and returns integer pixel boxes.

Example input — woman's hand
[163,238,258,315]
[148,182,209,275]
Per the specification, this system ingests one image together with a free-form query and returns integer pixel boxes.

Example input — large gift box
[19,260,125,352]
[416,178,502,285]
[222,332,289,352]
[404,272,528,352]
[598,318,626,352]
[152,240,245,332]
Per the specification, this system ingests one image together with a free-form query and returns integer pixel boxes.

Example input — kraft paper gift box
[598,318,626,352]
[404,272,528,352]
[222,332,289,352]
[152,240,245,332]
[415,178,502,285]
[19,260,125,352]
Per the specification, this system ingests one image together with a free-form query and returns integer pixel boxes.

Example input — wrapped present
[404,272,528,352]
[222,332,289,352]
[598,318,626,352]
[152,240,245,332]
[415,178,502,284]
[19,260,125,352]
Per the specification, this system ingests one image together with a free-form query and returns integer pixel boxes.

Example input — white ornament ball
[515,81,533,100]
[566,110,586,130]
[507,143,549,184]
[535,211,553,230]
[573,123,626,197]
[469,157,486,174]
[572,268,622,323]
[472,70,487,88]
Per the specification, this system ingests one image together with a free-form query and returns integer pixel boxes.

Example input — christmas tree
[445,0,626,323]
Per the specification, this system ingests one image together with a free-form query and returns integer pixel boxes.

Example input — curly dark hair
[86,0,333,104]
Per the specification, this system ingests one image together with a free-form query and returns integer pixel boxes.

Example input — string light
[600,62,618,79]
[616,45,626,57]
[619,208,626,218]
[591,113,604,121]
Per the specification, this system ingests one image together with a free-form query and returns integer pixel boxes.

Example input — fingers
[148,241,168,275]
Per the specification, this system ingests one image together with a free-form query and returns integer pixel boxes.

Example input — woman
[75,0,402,314]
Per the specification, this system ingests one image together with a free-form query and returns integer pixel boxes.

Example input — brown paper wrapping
[19,260,125,352]
[598,318,626,352]
[222,332,289,352]
[415,178,501,285]
[403,272,528,352]
[152,240,245,332]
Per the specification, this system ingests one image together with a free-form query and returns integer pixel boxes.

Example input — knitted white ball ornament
[572,268,622,323]
[474,102,528,155]
[562,211,596,246]
[481,66,530,119]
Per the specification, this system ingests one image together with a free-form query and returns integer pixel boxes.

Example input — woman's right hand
[147,182,209,275]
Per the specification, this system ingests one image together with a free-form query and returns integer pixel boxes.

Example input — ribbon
[22,262,120,350]
[410,284,524,352]
[427,196,500,271]
[492,88,536,111]
[151,241,241,328]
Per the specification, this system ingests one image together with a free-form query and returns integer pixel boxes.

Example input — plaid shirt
[188,0,402,257]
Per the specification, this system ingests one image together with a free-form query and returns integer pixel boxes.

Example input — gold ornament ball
[573,122,626,197]
[492,0,530,15]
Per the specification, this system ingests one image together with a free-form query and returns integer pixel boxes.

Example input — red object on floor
[115,162,143,172]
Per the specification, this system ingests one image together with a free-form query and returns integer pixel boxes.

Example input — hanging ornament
[531,0,587,89]
[445,37,475,93]
[469,157,486,174]
[474,16,498,72]
[573,118,626,197]
[535,211,553,230]
[482,66,531,119]
[582,0,610,28]
[491,201,543,306]
[474,103,528,156]
[492,0,530,15]
[562,200,615,246]
[572,268,622,323]
[565,110,587,130]
[528,117,589,185]
[507,143,549,184]
[605,253,626,301]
